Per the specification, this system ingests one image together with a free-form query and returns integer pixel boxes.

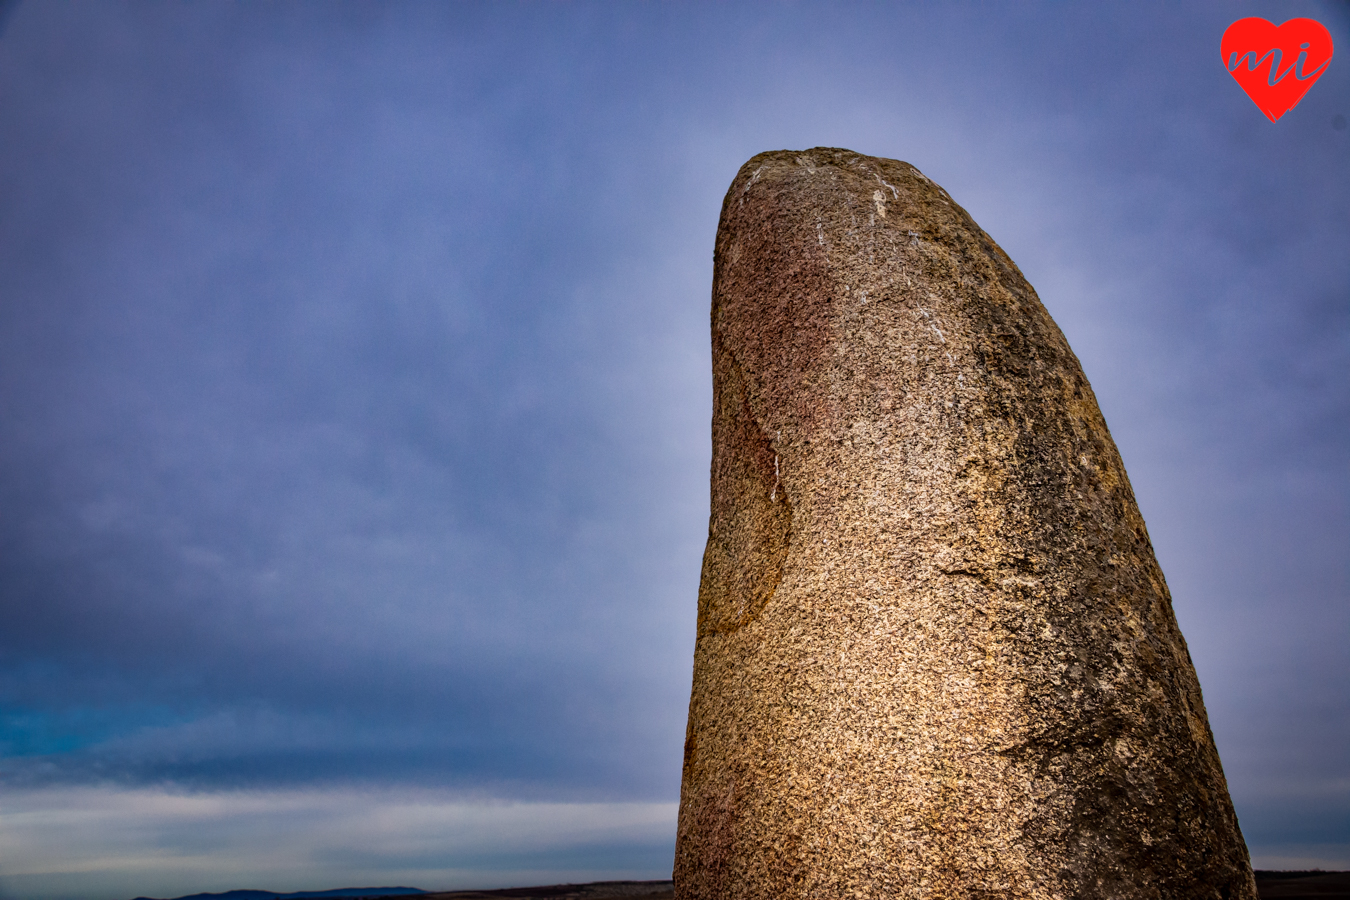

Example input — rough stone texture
[674,148,1256,900]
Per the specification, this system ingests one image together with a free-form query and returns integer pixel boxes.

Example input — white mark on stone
[907,230,920,245]
[873,172,899,199]
[743,166,763,193]
[817,222,826,246]
[769,432,783,501]
[872,190,888,219]
[918,307,946,343]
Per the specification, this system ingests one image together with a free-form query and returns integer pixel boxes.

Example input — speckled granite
[674,148,1256,900]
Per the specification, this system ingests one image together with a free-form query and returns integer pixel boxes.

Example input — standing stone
[674,148,1256,900]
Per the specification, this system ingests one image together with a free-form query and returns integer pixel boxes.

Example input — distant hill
[414,882,672,899]
[132,889,425,900]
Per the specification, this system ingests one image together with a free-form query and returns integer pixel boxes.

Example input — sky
[0,1,1346,898]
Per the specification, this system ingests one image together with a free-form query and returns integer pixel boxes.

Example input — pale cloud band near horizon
[0,786,678,900]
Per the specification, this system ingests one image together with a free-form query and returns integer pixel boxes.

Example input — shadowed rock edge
[675,148,1256,900]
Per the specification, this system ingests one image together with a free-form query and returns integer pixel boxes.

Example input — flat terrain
[152,873,1350,900]
[373,873,1350,900]
[1256,872,1350,899]
[408,882,673,900]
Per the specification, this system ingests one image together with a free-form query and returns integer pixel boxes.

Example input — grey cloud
[0,0,1345,887]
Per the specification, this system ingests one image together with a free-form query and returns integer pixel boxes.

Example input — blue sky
[1,2,1347,898]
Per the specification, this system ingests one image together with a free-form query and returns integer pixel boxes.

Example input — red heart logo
[1222,18,1334,121]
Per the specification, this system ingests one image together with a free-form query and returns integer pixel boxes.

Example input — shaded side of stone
[674,148,1256,900]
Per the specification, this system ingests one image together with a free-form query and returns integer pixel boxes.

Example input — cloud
[0,785,677,900]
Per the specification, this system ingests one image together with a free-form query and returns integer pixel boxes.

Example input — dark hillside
[410,882,672,900]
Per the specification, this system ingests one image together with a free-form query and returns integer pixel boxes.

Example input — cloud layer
[0,786,677,900]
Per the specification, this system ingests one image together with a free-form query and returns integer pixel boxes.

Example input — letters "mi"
[1228,43,1330,86]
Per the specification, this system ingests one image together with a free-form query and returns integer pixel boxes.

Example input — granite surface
[674,148,1256,900]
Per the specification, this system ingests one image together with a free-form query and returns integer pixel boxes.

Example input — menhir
[674,147,1256,900]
